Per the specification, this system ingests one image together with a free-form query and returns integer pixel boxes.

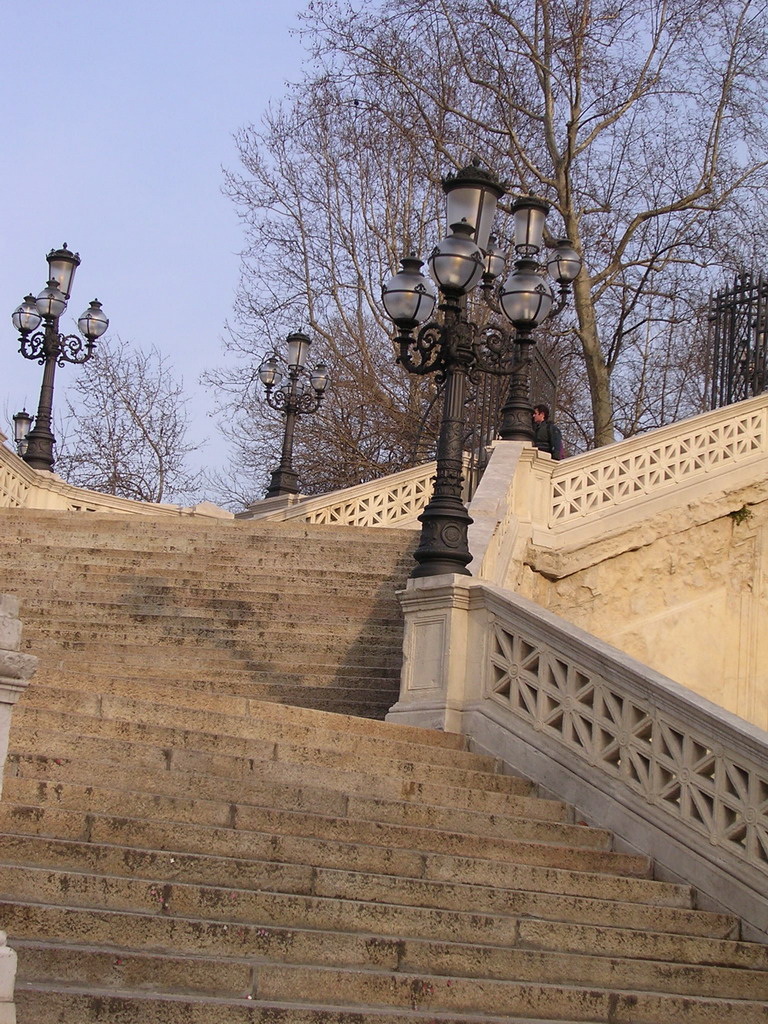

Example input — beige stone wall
[517,493,768,729]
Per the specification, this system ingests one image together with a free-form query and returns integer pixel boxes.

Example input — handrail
[391,576,768,941]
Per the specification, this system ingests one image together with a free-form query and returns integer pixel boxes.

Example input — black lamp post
[381,162,581,578]
[258,331,329,498]
[11,245,109,472]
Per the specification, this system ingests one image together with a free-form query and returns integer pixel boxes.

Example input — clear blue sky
[1,0,307,477]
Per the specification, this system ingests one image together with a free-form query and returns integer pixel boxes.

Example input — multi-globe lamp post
[258,331,329,498]
[381,162,581,578]
[11,245,109,472]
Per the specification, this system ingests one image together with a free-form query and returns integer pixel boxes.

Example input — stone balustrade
[470,394,768,584]
[242,461,442,528]
[0,433,231,519]
[388,575,768,942]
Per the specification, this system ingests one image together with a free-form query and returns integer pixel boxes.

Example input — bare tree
[214,0,768,480]
[56,338,204,504]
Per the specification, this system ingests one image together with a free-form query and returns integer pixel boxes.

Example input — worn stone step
[17,596,402,626]
[22,629,403,660]
[0,833,691,910]
[17,688,467,752]
[8,725,518,797]
[19,678,402,719]
[0,832,727,938]
[15,984,567,1024]
[0,866,749,968]
[255,963,768,1023]
[11,704,497,774]
[34,661,402,686]
[0,863,526,948]
[4,897,764,980]
[3,770,569,845]
[1,777,614,856]
[12,726,506,795]
[0,802,650,877]
[12,919,768,1002]
[7,753,551,822]
[0,547,410,578]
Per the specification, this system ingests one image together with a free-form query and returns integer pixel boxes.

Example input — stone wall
[519,492,768,729]
[0,593,37,1024]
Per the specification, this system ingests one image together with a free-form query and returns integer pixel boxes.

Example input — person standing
[532,403,563,460]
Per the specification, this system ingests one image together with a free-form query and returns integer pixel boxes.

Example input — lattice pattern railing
[303,474,433,527]
[255,462,443,528]
[487,615,768,875]
[0,464,30,509]
[550,402,767,525]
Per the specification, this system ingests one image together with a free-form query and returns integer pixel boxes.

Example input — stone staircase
[0,508,767,1021]
[0,509,415,720]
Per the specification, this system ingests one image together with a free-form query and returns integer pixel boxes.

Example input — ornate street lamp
[11,245,109,472]
[258,331,329,498]
[381,162,581,578]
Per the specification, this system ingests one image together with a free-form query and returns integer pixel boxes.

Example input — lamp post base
[265,465,300,499]
[411,495,473,578]
[21,426,56,472]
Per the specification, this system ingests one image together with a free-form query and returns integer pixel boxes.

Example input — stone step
[17,687,468,752]
[3,772,603,855]
[15,984,576,1024]
[0,833,692,910]
[0,509,416,545]
[7,752,550,821]
[5,718,527,796]
[1,777,614,856]
[11,918,768,1001]
[0,864,749,965]
[255,963,768,1023]
[0,545,411,575]
[22,624,404,653]
[21,638,403,670]
[33,661,402,685]
[0,802,650,878]
[0,831,726,938]
[8,570,406,605]
[16,594,403,624]
[4,898,763,978]
[11,703,496,773]
[24,676,404,719]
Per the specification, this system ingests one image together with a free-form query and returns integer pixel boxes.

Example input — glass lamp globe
[258,355,283,388]
[547,239,582,284]
[428,221,485,296]
[46,244,81,299]
[12,295,43,335]
[381,255,437,329]
[77,300,109,340]
[311,363,329,394]
[500,258,554,329]
[35,281,67,320]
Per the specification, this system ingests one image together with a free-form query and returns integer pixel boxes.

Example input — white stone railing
[389,576,768,942]
[549,395,767,526]
[469,395,768,582]
[243,462,442,528]
[0,435,232,520]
